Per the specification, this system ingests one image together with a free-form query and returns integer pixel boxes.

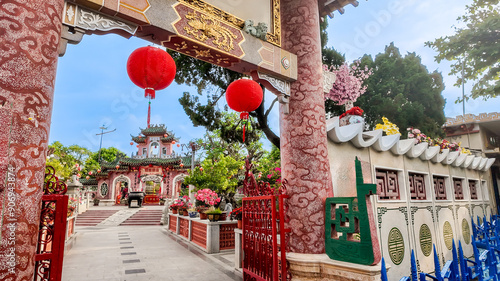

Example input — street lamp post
[96,125,116,162]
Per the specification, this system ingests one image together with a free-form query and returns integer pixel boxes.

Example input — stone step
[119,209,163,226]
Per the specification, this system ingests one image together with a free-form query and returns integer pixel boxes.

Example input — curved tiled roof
[131,135,146,143]
[79,178,98,185]
[140,124,167,136]
[326,117,495,172]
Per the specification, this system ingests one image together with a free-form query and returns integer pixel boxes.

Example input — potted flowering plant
[170,198,184,214]
[176,195,192,216]
[230,207,243,228]
[339,106,364,127]
[195,189,221,220]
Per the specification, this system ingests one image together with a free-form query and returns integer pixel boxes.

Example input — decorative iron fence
[33,166,68,281]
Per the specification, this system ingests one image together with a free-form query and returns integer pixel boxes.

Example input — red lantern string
[147,100,151,128]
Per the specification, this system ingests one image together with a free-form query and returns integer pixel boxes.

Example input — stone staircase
[75,210,119,226]
[119,209,163,226]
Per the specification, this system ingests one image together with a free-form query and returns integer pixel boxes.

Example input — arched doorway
[112,175,131,204]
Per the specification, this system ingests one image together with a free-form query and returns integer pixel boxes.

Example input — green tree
[184,154,243,197]
[350,43,446,138]
[45,141,92,181]
[425,0,500,100]
[170,50,281,147]
[82,147,127,175]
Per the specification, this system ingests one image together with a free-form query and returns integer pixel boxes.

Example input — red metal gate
[33,166,68,281]
[242,194,289,281]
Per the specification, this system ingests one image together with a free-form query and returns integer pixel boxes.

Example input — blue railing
[381,215,500,281]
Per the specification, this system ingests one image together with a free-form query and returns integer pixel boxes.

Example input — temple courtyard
[62,206,241,281]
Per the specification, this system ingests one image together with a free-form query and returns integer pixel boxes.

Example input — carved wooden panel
[453,178,464,200]
[433,176,447,200]
[169,215,177,232]
[469,180,478,200]
[219,223,237,250]
[191,221,207,249]
[179,217,189,238]
[409,173,426,200]
[376,169,400,200]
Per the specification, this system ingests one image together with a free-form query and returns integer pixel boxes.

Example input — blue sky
[51,0,500,156]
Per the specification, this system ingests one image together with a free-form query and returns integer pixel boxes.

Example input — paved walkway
[63,206,242,281]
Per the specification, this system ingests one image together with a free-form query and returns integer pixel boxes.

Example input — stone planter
[200,213,207,220]
[207,214,220,222]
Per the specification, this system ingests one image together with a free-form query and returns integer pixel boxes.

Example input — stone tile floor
[63,205,242,281]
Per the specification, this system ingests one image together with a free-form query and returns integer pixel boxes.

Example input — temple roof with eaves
[130,124,180,143]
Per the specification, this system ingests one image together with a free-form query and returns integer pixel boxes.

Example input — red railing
[241,158,290,281]
[242,195,289,281]
[33,166,68,281]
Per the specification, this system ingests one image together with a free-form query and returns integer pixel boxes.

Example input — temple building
[80,124,193,206]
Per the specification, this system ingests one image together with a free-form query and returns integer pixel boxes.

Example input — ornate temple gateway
[80,124,193,206]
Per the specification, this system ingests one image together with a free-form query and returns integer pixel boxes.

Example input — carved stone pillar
[0,0,64,279]
[281,0,333,253]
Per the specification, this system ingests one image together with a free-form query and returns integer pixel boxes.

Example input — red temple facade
[81,124,192,205]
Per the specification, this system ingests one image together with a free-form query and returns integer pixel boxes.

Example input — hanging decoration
[225,79,263,142]
[130,142,134,145]
[126,46,176,128]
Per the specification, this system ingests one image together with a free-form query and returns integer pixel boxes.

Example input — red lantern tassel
[240,112,249,143]
[242,123,246,142]
[145,88,155,99]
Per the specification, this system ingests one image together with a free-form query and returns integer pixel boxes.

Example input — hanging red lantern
[164,134,168,137]
[97,169,101,173]
[180,163,184,168]
[177,144,180,147]
[86,176,90,180]
[172,141,176,144]
[116,165,120,169]
[130,142,134,145]
[126,46,176,100]
[225,79,263,142]
[136,145,139,148]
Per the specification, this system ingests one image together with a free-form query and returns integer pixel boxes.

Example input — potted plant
[188,208,198,218]
[230,207,243,228]
[195,189,221,220]
[204,207,222,222]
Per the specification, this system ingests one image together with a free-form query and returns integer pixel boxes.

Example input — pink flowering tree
[324,61,372,109]
[195,188,221,209]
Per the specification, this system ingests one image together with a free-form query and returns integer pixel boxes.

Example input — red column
[0,0,64,279]
[281,0,333,253]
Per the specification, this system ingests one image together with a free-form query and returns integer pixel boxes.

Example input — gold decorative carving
[267,0,281,46]
[184,11,237,52]
[178,0,281,47]
[194,49,213,58]
[177,0,244,28]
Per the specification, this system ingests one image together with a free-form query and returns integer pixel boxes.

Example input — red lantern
[164,134,168,137]
[126,46,176,100]
[116,165,120,169]
[97,169,101,173]
[180,163,184,168]
[136,145,139,148]
[225,79,263,142]
[86,176,90,180]
[172,141,176,144]
[177,144,180,147]
[130,142,134,145]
